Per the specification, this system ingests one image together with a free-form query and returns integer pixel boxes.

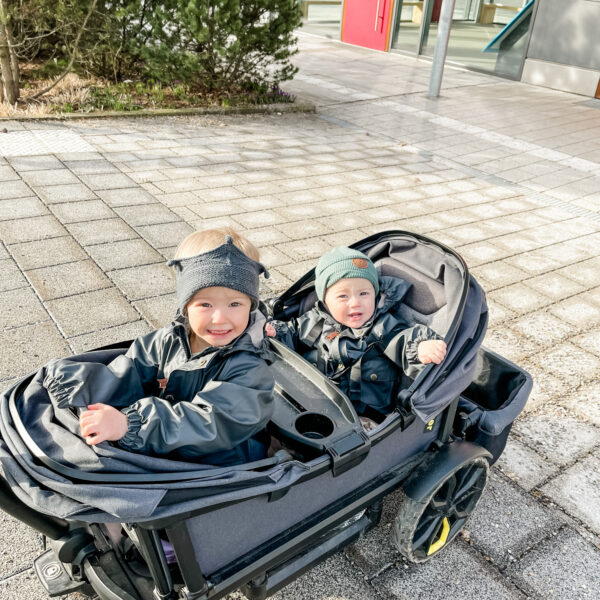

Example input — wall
[527,0,600,71]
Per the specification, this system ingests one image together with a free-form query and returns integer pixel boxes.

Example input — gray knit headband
[167,236,269,312]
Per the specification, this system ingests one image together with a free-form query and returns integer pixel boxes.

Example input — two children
[44,229,446,462]
[267,246,446,429]
[43,228,274,466]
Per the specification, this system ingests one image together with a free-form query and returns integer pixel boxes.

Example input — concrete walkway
[1,31,599,600]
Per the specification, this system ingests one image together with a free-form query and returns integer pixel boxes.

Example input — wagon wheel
[392,456,488,563]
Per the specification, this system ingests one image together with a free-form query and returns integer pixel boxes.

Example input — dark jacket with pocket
[272,276,440,416]
[43,312,274,466]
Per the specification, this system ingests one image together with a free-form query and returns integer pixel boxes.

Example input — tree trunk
[0,0,18,104]
[6,17,18,97]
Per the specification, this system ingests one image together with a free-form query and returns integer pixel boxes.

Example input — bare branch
[30,0,98,100]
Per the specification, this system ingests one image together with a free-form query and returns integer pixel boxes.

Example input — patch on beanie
[352,257,368,269]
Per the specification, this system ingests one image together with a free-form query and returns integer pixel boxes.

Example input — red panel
[342,0,393,52]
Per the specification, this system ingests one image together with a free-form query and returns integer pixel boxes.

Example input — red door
[342,0,395,52]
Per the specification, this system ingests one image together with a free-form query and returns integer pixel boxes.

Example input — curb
[0,100,316,122]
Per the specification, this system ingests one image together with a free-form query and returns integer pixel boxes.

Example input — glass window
[391,0,535,79]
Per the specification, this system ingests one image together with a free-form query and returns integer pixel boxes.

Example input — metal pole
[428,0,457,97]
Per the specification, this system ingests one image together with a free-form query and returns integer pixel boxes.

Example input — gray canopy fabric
[0,232,489,523]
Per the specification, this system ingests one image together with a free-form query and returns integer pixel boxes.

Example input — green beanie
[315,247,379,302]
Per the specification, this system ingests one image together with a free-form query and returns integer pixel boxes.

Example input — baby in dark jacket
[267,247,446,430]
[43,228,274,466]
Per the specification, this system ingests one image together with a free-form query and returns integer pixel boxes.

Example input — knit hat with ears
[167,236,269,313]
[315,246,379,302]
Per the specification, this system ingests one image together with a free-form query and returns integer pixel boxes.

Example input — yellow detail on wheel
[427,517,450,555]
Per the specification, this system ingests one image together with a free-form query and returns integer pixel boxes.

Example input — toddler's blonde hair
[174,227,260,261]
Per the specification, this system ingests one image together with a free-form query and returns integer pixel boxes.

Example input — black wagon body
[0,231,532,600]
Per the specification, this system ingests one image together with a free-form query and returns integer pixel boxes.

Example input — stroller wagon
[0,230,532,600]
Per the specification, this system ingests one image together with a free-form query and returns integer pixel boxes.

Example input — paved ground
[1,30,600,600]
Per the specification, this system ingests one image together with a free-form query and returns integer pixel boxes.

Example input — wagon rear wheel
[392,455,488,563]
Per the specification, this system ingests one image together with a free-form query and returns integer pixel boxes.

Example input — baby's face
[186,286,251,352]
[324,278,376,329]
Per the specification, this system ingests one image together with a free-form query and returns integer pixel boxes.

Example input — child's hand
[80,403,128,445]
[265,323,276,338]
[418,340,447,365]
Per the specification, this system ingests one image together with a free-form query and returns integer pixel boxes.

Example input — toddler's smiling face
[324,278,376,329]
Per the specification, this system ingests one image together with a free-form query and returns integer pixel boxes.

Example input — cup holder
[295,412,334,440]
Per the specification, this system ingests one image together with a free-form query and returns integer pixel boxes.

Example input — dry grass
[0,73,96,117]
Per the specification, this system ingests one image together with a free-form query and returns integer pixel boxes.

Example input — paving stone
[572,327,600,358]
[26,260,112,300]
[264,268,293,295]
[134,294,176,328]
[114,203,180,226]
[0,512,43,577]
[483,327,538,363]
[86,238,164,271]
[512,414,600,466]
[96,187,157,206]
[0,321,69,380]
[0,215,69,244]
[275,219,332,241]
[374,542,524,600]
[8,236,87,270]
[67,218,138,246]
[495,438,560,491]
[509,311,574,347]
[50,199,117,224]
[108,263,174,301]
[7,155,63,171]
[0,258,27,292]
[557,256,600,287]
[69,319,153,354]
[0,288,48,329]
[541,342,600,387]
[0,179,34,200]
[270,554,378,600]
[279,237,331,262]
[465,472,563,569]
[541,453,600,534]
[78,172,137,190]
[523,272,587,302]
[20,169,80,187]
[256,245,295,268]
[63,159,121,174]
[232,209,284,229]
[33,183,97,204]
[243,227,291,248]
[506,527,600,600]
[548,295,600,328]
[515,361,568,414]
[485,297,517,327]
[0,197,50,221]
[560,380,600,426]
[487,283,553,315]
[0,566,85,600]
[45,287,140,337]
[0,165,21,182]
[135,221,194,248]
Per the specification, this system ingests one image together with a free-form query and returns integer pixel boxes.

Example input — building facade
[301,0,600,97]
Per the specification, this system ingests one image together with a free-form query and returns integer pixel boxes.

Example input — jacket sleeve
[118,352,274,457]
[42,331,163,409]
[270,318,300,350]
[388,324,442,380]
